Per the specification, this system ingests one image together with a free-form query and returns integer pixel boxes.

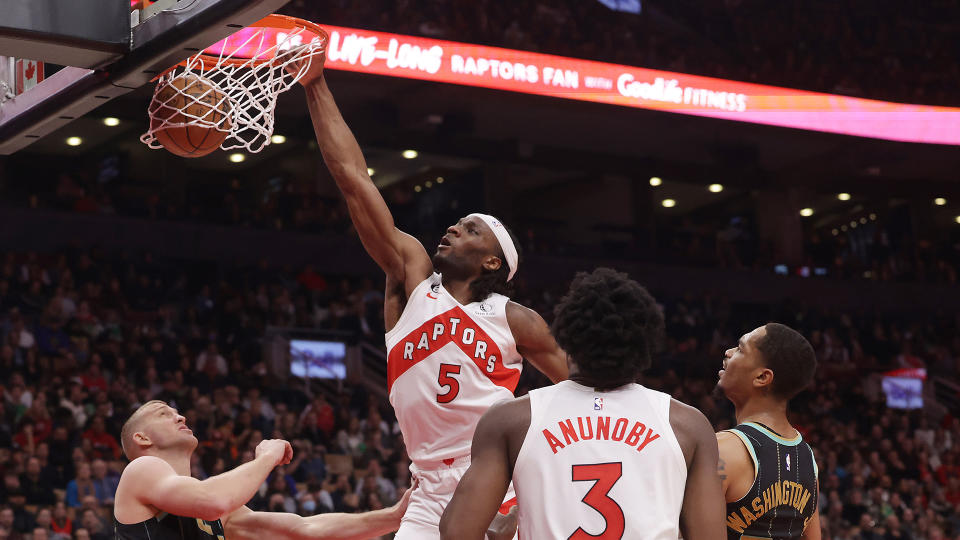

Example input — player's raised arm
[221,482,417,540]
[671,401,726,540]
[506,302,569,383]
[116,439,291,522]
[295,57,432,294]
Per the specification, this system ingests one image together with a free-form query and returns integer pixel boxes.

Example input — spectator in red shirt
[79,357,107,393]
[80,416,120,460]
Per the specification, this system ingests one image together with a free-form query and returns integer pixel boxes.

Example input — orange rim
[170,14,327,73]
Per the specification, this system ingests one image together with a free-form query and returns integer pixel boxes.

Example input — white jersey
[385,273,522,466]
[513,381,687,540]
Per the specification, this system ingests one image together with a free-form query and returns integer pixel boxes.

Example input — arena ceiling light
[661,198,676,208]
[934,197,947,206]
[65,136,82,146]
[708,183,723,193]
[436,176,445,183]
[367,168,375,176]
[228,153,245,163]
[649,177,662,187]
[837,193,851,201]
[869,213,877,220]
[103,117,120,127]
[402,149,418,159]
[955,216,960,224]
[414,185,422,192]
[799,208,814,217]
[270,134,287,144]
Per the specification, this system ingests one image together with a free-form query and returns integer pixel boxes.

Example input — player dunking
[440,268,726,540]
[715,323,821,540]
[292,53,568,538]
[114,400,414,540]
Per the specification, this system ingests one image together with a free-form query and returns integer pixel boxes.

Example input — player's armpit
[672,403,726,540]
[716,430,755,503]
[506,302,569,383]
[440,401,515,540]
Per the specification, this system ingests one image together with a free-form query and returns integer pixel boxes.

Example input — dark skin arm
[670,399,727,540]
[439,397,530,540]
[506,302,568,383]
[297,55,432,299]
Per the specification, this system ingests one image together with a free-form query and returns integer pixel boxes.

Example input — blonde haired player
[290,52,568,539]
[114,400,415,540]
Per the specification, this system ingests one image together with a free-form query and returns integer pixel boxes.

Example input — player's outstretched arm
[295,57,431,293]
[221,482,416,540]
[506,302,569,383]
[117,439,292,522]
[671,401,726,540]
[439,400,520,540]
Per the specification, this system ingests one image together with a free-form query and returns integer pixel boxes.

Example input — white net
[140,20,326,154]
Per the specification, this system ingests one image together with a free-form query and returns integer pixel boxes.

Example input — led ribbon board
[238,24,960,145]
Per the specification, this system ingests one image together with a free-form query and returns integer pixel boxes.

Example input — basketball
[149,73,231,158]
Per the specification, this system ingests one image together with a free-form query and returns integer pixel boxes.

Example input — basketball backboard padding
[0,0,290,155]
[0,0,129,69]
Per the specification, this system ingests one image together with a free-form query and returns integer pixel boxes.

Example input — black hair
[755,322,817,400]
[468,224,521,303]
[552,268,664,390]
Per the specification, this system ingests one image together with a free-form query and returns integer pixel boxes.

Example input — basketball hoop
[140,14,326,155]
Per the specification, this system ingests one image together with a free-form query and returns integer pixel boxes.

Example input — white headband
[468,213,518,281]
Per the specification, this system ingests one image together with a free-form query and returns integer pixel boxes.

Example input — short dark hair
[552,268,664,390]
[469,224,521,303]
[754,322,817,400]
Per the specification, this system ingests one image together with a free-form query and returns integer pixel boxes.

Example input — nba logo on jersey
[594,397,603,410]
[786,454,791,471]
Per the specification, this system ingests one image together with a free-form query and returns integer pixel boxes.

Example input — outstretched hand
[389,479,419,522]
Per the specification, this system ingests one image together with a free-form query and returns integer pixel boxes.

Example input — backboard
[0,0,292,155]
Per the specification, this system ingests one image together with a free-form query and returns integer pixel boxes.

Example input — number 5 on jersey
[437,363,461,403]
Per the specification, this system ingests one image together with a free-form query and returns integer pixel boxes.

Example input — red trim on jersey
[387,306,520,393]
[499,496,518,514]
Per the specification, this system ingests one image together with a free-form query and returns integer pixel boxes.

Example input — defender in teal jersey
[715,324,821,540]
[114,400,415,540]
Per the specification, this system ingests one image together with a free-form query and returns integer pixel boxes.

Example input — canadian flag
[15,59,44,95]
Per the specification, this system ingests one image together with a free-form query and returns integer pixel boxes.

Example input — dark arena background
[1,1,960,539]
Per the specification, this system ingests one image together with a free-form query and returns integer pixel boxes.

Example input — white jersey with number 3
[513,381,687,540]
[385,273,522,466]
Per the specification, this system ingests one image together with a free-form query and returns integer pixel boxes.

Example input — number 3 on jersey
[437,363,461,403]
[569,462,625,540]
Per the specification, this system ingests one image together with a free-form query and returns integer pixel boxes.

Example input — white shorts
[395,456,517,540]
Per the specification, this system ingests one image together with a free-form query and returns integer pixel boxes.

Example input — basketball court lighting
[850,221,858,228]
[649,177,662,187]
[103,117,120,127]
[425,181,433,188]
[841,225,848,231]
[838,192,851,201]
[708,183,724,193]
[436,177,445,183]
[402,149,418,159]
[367,168,375,176]
[935,197,947,206]
[869,213,877,220]
[661,198,676,208]
[955,215,960,224]
[270,134,286,144]
[66,136,82,146]
[860,217,867,224]
[228,153,245,163]
[414,185,422,192]
[800,208,814,217]
[832,229,839,236]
